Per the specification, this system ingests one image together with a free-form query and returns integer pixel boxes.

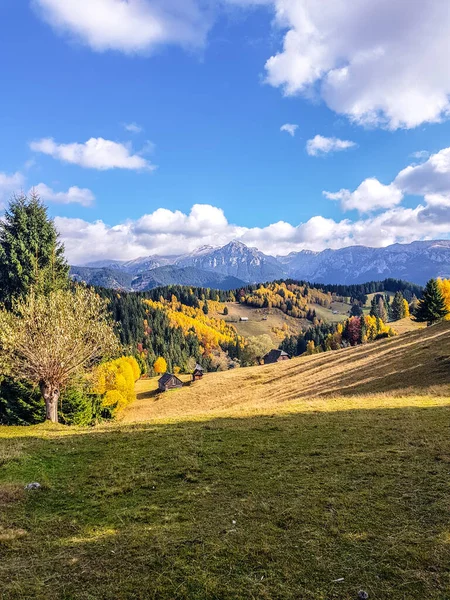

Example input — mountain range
[70,239,450,290]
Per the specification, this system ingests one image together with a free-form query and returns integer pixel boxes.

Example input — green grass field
[2,323,450,599]
[2,402,450,599]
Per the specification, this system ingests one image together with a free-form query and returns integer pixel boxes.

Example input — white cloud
[324,178,403,213]
[30,137,155,171]
[325,146,450,216]
[306,135,356,157]
[0,172,24,206]
[33,0,210,54]
[263,0,450,129]
[123,122,143,134]
[55,195,450,265]
[410,150,430,160]
[394,147,450,198]
[280,123,298,137]
[32,183,95,207]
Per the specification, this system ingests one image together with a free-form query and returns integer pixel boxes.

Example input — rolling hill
[125,321,450,422]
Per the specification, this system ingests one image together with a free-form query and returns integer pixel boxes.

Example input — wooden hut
[192,364,204,382]
[262,349,291,365]
[158,373,183,392]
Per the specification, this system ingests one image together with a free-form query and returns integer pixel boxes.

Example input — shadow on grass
[2,405,450,599]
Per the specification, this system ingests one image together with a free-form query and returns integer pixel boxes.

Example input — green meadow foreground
[2,324,450,599]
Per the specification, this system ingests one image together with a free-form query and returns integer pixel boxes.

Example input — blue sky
[1,0,450,263]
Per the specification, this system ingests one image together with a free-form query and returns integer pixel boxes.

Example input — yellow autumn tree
[153,356,167,374]
[306,340,316,355]
[403,298,410,318]
[92,356,138,416]
[437,278,450,319]
[123,356,141,381]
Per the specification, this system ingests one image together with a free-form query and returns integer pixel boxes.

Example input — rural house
[192,364,204,381]
[262,349,291,364]
[158,373,183,392]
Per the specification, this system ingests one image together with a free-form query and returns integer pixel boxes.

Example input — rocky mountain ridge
[72,239,450,289]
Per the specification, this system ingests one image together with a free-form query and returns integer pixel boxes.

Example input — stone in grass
[358,591,369,600]
[24,482,41,491]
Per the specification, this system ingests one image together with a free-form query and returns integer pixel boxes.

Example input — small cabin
[192,363,204,382]
[239,317,249,322]
[262,349,291,365]
[158,373,183,392]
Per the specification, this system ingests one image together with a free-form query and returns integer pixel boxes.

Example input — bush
[59,385,105,426]
[0,377,45,425]
[92,356,141,417]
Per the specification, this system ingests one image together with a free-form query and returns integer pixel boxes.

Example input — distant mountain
[282,241,450,285]
[70,264,246,291]
[176,240,287,282]
[70,266,134,290]
[131,266,246,291]
[74,239,450,289]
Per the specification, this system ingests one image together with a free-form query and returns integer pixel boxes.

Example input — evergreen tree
[390,291,406,321]
[350,303,363,317]
[0,192,68,307]
[416,279,448,324]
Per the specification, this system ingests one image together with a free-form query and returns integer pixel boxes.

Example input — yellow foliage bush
[153,356,167,374]
[92,355,139,416]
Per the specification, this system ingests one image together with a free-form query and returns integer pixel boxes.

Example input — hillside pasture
[124,322,450,423]
[212,302,308,343]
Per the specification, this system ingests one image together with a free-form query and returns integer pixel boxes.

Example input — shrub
[59,385,104,427]
[0,377,44,425]
[92,356,140,417]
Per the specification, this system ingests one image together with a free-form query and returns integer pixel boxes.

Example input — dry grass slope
[125,322,450,423]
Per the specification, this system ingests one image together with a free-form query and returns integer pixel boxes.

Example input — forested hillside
[96,278,427,375]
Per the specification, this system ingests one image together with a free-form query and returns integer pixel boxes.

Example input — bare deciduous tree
[0,286,119,422]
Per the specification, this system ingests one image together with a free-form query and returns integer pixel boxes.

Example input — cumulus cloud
[123,122,143,134]
[306,135,356,157]
[324,179,403,213]
[32,183,95,207]
[394,147,450,198]
[55,194,450,265]
[30,137,155,171]
[280,123,298,137]
[0,172,24,206]
[32,0,210,54]
[263,0,450,129]
[325,146,450,216]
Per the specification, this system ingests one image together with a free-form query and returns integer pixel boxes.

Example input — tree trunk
[40,382,60,423]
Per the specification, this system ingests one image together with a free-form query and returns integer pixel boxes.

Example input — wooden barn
[192,364,204,382]
[158,373,183,392]
[262,349,291,365]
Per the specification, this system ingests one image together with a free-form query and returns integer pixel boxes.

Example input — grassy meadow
[211,302,308,344]
[1,323,450,599]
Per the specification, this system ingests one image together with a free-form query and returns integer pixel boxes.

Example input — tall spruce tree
[390,291,406,321]
[0,192,69,308]
[416,279,448,325]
